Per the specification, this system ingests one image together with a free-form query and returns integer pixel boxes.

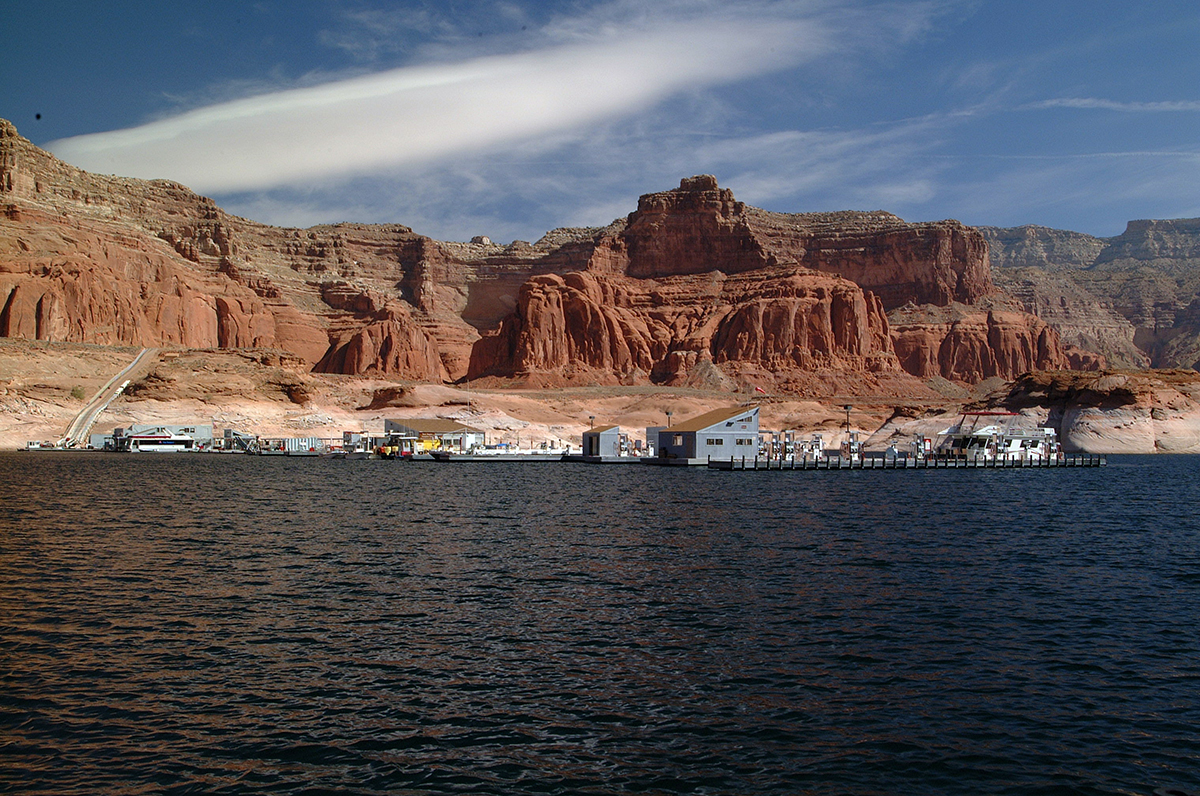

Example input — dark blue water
[2,453,1198,795]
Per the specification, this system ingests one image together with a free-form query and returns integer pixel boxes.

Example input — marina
[24,402,1111,470]
[20,359,1110,469]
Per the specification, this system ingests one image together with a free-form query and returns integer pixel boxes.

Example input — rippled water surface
[2,453,1199,795]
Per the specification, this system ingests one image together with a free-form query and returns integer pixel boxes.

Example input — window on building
[673,434,683,446]
[736,438,754,446]
[706,438,724,445]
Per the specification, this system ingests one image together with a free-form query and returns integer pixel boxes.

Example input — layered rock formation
[1,121,329,362]
[889,304,1101,382]
[2,118,1095,390]
[599,175,992,308]
[983,225,1107,272]
[471,176,1073,384]
[469,267,896,387]
[982,220,1200,370]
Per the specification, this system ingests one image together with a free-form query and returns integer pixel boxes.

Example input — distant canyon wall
[983,221,1200,371]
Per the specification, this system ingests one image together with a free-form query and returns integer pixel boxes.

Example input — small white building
[582,425,623,457]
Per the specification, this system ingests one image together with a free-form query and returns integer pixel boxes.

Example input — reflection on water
[2,453,1199,795]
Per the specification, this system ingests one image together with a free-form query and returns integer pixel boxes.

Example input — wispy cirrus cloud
[1027,97,1200,112]
[46,4,841,194]
[316,6,463,63]
[219,103,957,241]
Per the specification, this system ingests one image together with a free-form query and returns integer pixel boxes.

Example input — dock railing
[712,452,1105,471]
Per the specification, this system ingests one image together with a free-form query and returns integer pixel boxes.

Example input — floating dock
[710,454,1106,471]
[426,451,566,462]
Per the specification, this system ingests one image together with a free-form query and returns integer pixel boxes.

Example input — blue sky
[2,0,1198,242]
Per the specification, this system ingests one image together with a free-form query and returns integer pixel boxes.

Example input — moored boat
[428,444,572,462]
[128,430,200,452]
[935,412,1062,462]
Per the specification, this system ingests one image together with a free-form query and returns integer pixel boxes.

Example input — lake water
[2,453,1198,795]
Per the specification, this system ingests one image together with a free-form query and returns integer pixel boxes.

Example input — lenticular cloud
[47,17,824,193]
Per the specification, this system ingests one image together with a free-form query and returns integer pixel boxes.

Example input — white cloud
[46,9,834,194]
[209,102,956,242]
[205,87,1200,244]
[1027,97,1200,113]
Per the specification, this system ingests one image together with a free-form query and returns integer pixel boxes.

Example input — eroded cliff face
[0,118,485,372]
[889,304,1102,382]
[471,176,1077,384]
[2,119,1096,389]
[0,204,330,359]
[469,268,897,386]
[586,175,994,309]
[982,221,1200,371]
[313,284,447,380]
[988,266,1147,370]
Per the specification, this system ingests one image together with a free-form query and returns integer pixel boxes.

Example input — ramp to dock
[60,348,158,447]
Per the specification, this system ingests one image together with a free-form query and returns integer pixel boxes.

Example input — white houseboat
[936,412,1061,462]
[127,429,200,452]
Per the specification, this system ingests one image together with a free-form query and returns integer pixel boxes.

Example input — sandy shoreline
[4,339,1199,454]
[0,339,961,453]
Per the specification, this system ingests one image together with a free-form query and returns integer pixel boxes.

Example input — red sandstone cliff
[469,267,896,386]
[614,175,992,307]
[1,120,1096,388]
[889,304,1104,382]
[0,203,329,357]
[469,176,1081,384]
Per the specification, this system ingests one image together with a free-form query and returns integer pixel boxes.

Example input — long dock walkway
[710,454,1106,471]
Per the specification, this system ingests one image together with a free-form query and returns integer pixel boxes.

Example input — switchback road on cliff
[60,348,158,447]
